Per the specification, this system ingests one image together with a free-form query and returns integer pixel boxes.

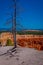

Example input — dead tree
[0,0,26,56]
[5,0,25,49]
[13,0,16,48]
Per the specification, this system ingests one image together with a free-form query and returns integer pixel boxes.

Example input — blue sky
[0,0,43,30]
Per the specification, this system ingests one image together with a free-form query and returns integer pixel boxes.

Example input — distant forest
[17,31,43,35]
[0,30,43,35]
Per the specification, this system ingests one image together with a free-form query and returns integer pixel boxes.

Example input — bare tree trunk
[13,0,16,48]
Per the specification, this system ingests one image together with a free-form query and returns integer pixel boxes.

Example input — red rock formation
[17,37,43,50]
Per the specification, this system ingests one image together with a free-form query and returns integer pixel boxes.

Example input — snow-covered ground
[0,46,43,65]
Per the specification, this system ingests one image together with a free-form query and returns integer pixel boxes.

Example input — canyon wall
[0,32,43,50]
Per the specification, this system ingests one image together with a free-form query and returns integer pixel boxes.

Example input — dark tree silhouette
[0,0,25,56]
[5,0,25,48]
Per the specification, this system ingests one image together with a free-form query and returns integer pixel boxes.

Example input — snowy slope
[0,46,43,65]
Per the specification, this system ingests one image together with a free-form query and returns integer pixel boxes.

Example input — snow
[0,46,43,65]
